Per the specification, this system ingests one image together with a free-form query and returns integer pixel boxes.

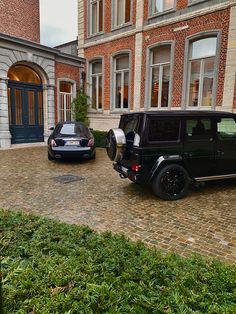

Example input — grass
[0,209,236,314]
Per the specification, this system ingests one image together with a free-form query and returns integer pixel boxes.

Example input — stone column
[222,4,236,111]
[133,0,144,112]
[44,84,55,141]
[78,0,85,58]
[0,77,11,148]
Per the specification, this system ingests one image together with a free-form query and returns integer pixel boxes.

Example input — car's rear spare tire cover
[106,128,126,162]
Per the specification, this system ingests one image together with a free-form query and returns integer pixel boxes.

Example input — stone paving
[0,146,236,263]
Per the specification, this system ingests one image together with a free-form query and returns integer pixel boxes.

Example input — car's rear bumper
[113,162,142,183]
[49,146,95,159]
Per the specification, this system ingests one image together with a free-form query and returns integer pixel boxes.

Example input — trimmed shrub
[92,130,107,148]
[72,92,90,126]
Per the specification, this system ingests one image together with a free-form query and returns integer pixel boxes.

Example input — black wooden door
[8,81,44,144]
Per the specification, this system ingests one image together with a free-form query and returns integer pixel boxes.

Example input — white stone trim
[88,112,121,130]
[0,77,11,148]
[133,33,143,111]
[222,5,236,111]
[78,0,85,57]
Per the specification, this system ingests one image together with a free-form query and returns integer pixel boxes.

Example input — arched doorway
[8,64,44,144]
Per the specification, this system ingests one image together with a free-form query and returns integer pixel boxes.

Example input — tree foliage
[72,91,90,125]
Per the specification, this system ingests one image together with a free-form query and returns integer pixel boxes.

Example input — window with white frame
[90,0,103,35]
[59,82,73,121]
[90,60,103,110]
[113,0,131,27]
[113,54,130,109]
[150,0,174,15]
[187,37,217,108]
[149,45,171,108]
[188,0,204,4]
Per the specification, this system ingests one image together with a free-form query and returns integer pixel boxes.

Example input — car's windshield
[56,123,89,137]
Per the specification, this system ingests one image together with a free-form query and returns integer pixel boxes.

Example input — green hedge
[1,209,236,313]
[92,130,107,148]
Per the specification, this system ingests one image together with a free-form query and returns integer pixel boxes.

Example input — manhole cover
[53,174,84,184]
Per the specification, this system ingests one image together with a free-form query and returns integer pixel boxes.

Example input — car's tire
[152,164,190,201]
[91,152,96,160]
[106,128,126,162]
[48,152,54,161]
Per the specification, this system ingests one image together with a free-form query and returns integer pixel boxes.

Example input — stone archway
[7,64,44,144]
[0,45,56,148]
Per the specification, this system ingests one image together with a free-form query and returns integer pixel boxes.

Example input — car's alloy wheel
[152,164,190,200]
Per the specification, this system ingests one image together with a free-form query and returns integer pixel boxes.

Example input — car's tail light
[87,138,94,147]
[50,139,57,147]
[131,165,141,172]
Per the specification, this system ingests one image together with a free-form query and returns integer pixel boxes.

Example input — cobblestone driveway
[0,146,235,263]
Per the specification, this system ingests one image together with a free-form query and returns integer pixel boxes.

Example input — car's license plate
[121,166,128,174]
[65,140,80,146]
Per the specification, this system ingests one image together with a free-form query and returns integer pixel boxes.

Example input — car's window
[186,118,212,141]
[217,118,236,140]
[120,115,139,136]
[56,124,89,137]
[148,118,180,142]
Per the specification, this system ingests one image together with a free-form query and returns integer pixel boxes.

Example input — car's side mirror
[49,127,54,131]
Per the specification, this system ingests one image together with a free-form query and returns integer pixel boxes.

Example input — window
[90,60,103,110]
[8,65,41,84]
[56,123,90,137]
[148,118,180,142]
[114,0,131,27]
[113,54,130,110]
[217,118,236,140]
[149,45,171,108]
[90,0,103,35]
[150,0,174,15]
[120,115,139,135]
[186,118,212,140]
[187,37,217,108]
[59,82,73,122]
[188,0,204,4]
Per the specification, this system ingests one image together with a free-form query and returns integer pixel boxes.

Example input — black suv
[106,111,236,200]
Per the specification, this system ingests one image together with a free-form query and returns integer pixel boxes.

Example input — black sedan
[47,122,96,160]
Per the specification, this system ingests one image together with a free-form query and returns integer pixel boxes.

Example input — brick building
[77,0,236,130]
[0,0,85,148]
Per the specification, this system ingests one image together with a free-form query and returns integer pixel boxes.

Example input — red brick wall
[84,35,135,111]
[55,62,81,122]
[140,8,230,108]
[83,2,230,111]
[0,0,40,42]
[177,0,188,10]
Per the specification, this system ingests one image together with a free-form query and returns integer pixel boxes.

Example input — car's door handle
[183,152,193,157]
[217,150,225,156]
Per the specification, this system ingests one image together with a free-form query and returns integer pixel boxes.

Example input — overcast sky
[40,0,78,47]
